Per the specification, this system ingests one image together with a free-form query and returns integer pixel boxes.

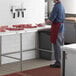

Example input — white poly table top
[61,44,76,53]
[0,25,51,36]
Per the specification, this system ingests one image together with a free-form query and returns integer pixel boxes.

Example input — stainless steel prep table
[0,30,26,71]
[0,25,51,71]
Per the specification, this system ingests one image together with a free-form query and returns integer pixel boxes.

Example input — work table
[64,17,76,43]
[0,25,51,66]
[61,43,76,76]
[0,25,51,36]
[65,17,76,22]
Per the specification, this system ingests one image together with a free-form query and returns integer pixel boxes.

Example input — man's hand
[46,19,52,24]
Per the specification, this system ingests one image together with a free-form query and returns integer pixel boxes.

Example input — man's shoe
[50,64,60,68]
[50,61,61,68]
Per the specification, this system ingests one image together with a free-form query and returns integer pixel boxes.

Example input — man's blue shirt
[49,2,65,32]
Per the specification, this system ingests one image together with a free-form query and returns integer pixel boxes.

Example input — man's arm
[49,5,58,22]
[45,19,52,24]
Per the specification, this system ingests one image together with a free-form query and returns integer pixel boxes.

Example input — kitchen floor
[0,58,55,76]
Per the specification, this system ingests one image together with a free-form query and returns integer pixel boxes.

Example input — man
[46,0,65,68]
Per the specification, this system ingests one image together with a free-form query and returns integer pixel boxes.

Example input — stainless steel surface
[61,51,66,76]
[38,48,54,53]
[3,55,20,60]
[2,48,36,56]
[20,33,22,71]
[0,26,51,72]
[0,33,23,71]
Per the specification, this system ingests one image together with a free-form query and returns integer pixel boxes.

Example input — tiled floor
[3,66,60,76]
[0,58,55,76]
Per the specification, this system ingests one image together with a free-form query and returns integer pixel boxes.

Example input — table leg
[35,32,39,57]
[20,33,23,71]
[62,51,65,76]
[0,36,2,66]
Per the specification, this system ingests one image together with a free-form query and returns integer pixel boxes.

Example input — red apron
[50,22,62,43]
